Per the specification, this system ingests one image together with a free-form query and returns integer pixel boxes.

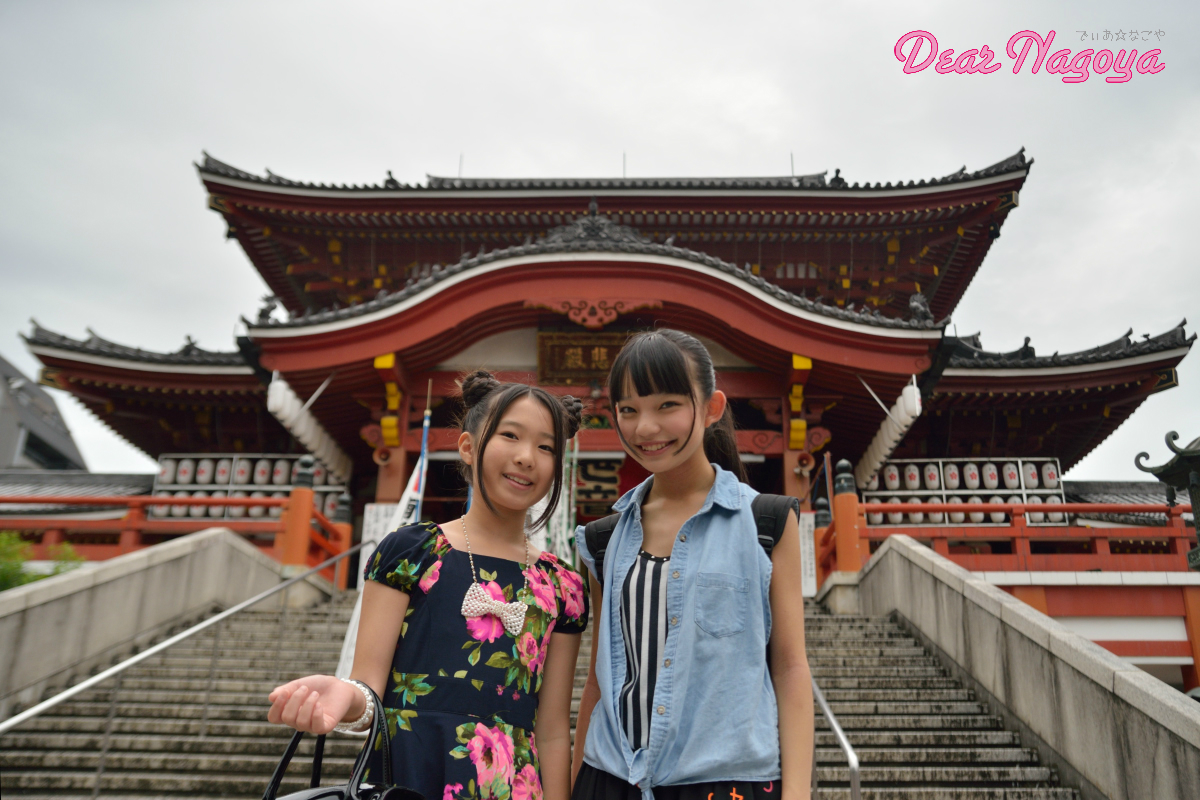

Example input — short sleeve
[363,522,440,594]
[573,524,596,576]
[551,560,589,634]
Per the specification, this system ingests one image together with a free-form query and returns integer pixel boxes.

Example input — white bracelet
[333,679,375,733]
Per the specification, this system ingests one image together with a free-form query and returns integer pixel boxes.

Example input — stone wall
[0,528,327,719]
[820,534,1200,800]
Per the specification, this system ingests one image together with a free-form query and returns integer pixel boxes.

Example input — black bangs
[608,332,697,403]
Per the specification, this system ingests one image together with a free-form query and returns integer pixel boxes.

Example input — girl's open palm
[267,674,358,734]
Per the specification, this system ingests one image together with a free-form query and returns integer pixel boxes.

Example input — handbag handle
[262,684,392,800]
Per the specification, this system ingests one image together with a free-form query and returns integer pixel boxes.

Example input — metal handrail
[0,539,369,736]
[810,675,861,800]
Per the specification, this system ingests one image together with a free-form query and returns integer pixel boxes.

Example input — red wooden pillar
[832,461,861,573]
[1182,587,1200,693]
[1012,585,1050,615]
[118,506,144,554]
[278,484,314,569]
[1011,505,1030,570]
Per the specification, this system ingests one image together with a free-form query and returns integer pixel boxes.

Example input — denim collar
[611,463,743,514]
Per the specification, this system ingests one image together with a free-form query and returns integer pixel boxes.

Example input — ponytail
[704,404,747,482]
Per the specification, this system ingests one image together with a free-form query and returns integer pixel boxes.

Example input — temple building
[23,148,1192,524]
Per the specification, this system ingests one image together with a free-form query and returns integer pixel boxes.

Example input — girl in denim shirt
[572,330,814,800]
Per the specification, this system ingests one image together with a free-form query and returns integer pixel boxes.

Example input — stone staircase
[802,600,1076,798]
[1,594,1079,798]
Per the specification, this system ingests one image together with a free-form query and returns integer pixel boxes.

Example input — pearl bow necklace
[460,517,530,637]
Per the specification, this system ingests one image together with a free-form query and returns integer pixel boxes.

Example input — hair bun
[560,394,584,438]
[460,370,501,409]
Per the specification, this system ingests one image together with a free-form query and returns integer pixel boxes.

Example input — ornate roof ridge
[198,149,1031,194]
[946,320,1193,369]
[23,322,247,367]
[250,205,947,332]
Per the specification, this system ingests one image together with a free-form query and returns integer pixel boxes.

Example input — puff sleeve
[363,522,440,595]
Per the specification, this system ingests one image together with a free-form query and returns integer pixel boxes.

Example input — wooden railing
[0,488,353,588]
[816,496,1195,587]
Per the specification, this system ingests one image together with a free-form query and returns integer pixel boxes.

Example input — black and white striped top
[618,550,671,751]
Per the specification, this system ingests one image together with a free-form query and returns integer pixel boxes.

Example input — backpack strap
[750,494,800,558]
[583,513,620,583]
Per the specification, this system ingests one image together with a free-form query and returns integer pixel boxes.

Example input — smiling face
[460,394,558,516]
[614,375,725,475]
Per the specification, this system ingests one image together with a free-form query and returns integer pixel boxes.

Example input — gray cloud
[1,0,1195,477]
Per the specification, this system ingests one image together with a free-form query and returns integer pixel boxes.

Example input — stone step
[0,792,1080,800]
[0,732,363,757]
[817,715,1002,731]
[812,677,961,689]
[814,764,1055,783]
[818,688,974,702]
[825,701,986,715]
[801,647,931,658]
[815,747,1038,765]
[0,749,355,774]
[807,656,941,667]
[0,769,350,795]
[810,666,947,678]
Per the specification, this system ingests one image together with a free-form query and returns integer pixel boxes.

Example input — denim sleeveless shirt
[574,465,780,800]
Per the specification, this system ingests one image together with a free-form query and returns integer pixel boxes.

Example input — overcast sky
[1,0,1195,480]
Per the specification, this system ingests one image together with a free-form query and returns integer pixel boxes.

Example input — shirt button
[656,706,666,715]
[672,570,680,579]
[670,616,679,626]
[663,659,671,667]
[679,534,687,542]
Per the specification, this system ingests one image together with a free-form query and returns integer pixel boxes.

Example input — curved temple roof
[198,149,1033,195]
[945,322,1194,369]
[244,207,946,334]
[23,323,247,369]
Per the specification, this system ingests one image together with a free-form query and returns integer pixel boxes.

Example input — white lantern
[1002,463,1020,490]
[270,491,286,519]
[190,491,208,518]
[903,464,921,490]
[195,458,215,485]
[907,496,924,524]
[214,458,233,485]
[171,491,190,517]
[967,495,984,523]
[253,459,272,486]
[948,496,965,523]
[152,491,171,517]
[1022,462,1039,489]
[943,463,960,490]
[883,465,901,491]
[867,497,883,525]
[313,462,328,487]
[175,458,196,485]
[887,497,904,524]
[989,495,1007,523]
[963,463,980,490]
[982,463,1000,490]
[927,496,944,523]
[158,459,177,485]
[1027,495,1045,523]
[249,491,267,518]
[228,490,248,518]
[867,473,880,491]
[1041,462,1059,489]
[232,459,252,485]
[209,491,227,518]
[923,464,940,490]
[272,459,291,486]
[324,492,339,518]
[1046,495,1064,522]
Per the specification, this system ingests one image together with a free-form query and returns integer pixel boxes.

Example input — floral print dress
[363,522,589,800]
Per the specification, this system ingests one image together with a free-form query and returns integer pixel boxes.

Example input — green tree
[0,532,83,592]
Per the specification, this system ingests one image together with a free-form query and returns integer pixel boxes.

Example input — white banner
[799,511,817,598]
[336,457,426,678]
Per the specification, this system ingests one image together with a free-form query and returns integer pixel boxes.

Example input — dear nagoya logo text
[894,29,1165,83]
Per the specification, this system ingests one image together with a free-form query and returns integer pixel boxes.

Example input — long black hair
[456,370,583,529]
[606,329,747,482]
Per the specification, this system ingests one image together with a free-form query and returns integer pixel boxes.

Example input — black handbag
[262,686,426,800]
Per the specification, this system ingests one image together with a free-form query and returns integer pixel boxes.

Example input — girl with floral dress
[571,330,814,800]
[269,371,590,800]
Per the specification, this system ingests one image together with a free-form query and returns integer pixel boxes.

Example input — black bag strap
[584,494,799,582]
[583,514,620,583]
[750,493,800,559]
[262,684,416,800]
